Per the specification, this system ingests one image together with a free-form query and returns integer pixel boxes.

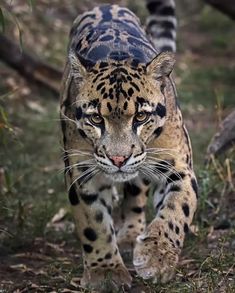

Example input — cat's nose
[109,155,127,167]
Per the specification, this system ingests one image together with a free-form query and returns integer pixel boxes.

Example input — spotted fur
[60,1,197,290]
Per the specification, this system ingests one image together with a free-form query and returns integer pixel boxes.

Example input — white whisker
[68,166,97,191]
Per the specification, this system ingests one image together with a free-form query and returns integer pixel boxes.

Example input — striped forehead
[89,63,141,115]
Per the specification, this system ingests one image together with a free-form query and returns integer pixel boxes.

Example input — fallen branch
[204,0,235,21]
[207,109,235,158]
[0,34,62,96]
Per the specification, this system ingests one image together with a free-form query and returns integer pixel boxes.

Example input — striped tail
[145,0,177,52]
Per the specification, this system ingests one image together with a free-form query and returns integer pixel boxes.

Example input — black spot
[123,101,128,110]
[130,81,140,92]
[184,223,189,233]
[107,205,112,215]
[186,154,190,164]
[97,258,103,262]
[136,96,147,106]
[143,178,150,185]
[96,82,105,91]
[78,129,87,139]
[156,200,163,210]
[128,224,134,228]
[154,160,171,173]
[124,183,141,196]
[84,228,97,241]
[175,226,180,234]
[68,184,79,205]
[160,83,165,94]
[155,103,166,118]
[168,185,181,192]
[168,221,174,230]
[128,88,134,97]
[107,102,112,112]
[91,262,98,267]
[160,205,165,210]
[191,178,198,198]
[99,198,112,214]
[83,244,93,253]
[182,203,190,217]
[92,72,103,83]
[99,61,109,69]
[164,232,169,238]
[132,58,142,68]
[95,211,103,223]
[80,193,98,205]
[131,207,143,213]
[109,76,116,85]
[107,234,112,243]
[176,240,180,247]
[76,106,83,120]
[167,172,185,184]
[104,252,112,259]
[100,198,106,207]
[154,127,163,137]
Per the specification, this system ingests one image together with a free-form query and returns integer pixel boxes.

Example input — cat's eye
[89,113,104,125]
[134,111,150,123]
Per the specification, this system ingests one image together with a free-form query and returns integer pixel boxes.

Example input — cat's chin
[104,171,139,182]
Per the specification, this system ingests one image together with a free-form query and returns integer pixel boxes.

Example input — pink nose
[110,156,126,167]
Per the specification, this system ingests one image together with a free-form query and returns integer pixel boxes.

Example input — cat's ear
[69,51,94,80]
[146,51,175,79]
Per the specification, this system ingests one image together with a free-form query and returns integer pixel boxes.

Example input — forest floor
[0,0,235,292]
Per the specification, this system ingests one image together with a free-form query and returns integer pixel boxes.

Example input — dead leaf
[51,208,68,223]
[70,277,81,288]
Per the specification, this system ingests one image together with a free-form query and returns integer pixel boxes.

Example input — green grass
[0,94,67,252]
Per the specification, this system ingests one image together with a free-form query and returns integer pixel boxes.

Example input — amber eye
[134,111,149,123]
[89,113,104,125]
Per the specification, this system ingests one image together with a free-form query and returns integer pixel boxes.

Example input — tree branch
[0,34,62,96]
[204,0,235,20]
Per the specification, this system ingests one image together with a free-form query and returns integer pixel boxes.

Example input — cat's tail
[145,0,177,52]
